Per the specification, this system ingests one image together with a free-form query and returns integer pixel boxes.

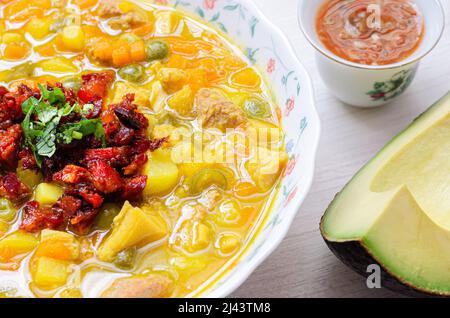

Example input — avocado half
[321,92,450,297]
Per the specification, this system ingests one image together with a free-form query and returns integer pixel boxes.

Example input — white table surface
[231,0,450,298]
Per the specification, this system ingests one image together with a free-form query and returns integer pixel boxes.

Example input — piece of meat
[112,94,148,130]
[0,85,29,129]
[21,201,64,233]
[0,124,23,169]
[123,153,147,176]
[0,173,31,204]
[70,207,100,235]
[65,183,104,209]
[78,72,115,104]
[87,161,122,194]
[84,147,131,167]
[120,175,147,201]
[53,165,90,184]
[196,88,247,131]
[101,274,174,298]
[97,0,122,18]
[52,195,83,218]
[18,148,38,171]
[109,12,146,30]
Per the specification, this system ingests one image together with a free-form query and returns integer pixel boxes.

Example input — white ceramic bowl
[298,0,445,108]
[140,0,320,297]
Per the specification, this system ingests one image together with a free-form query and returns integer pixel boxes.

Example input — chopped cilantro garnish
[21,84,106,167]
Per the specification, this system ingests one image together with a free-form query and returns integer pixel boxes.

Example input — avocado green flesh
[322,92,450,294]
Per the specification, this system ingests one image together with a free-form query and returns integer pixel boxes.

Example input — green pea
[95,203,121,231]
[62,76,82,93]
[118,64,147,83]
[190,168,228,196]
[114,248,137,270]
[0,199,16,222]
[146,40,169,61]
[119,33,140,43]
[243,97,271,119]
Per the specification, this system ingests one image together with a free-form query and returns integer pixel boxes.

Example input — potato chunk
[35,230,80,261]
[111,82,151,108]
[142,151,179,196]
[0,231,38,261]
[167,85,194,116]
[34,183,64,206]
[97,202,168,262]
[33,257,71,288]
[247,147,288,192]
[158,68,187,94]
[102,274,174,298]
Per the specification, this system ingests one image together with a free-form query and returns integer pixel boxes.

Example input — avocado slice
[321,92,450,297]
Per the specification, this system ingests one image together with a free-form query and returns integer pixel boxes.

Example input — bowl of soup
[298,0,445,107]
[0,0,320,297]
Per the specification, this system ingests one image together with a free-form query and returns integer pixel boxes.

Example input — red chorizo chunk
[70,207,100,235]
[84,147,131,167]
[0,173,31,204]
[21,201,64,233]
[0,124,23,169]
[0,86,27,129]
[112,94,148,130]
[65,183,104,209]
[53,165,90,184]
[52,195,83,218]
[120,175,147,201]
[78,72,115,104]
[87,161,122,194]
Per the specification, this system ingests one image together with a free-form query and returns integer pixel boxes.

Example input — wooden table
[231,0,450,298]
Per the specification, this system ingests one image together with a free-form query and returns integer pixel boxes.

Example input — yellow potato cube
[35,183,64,206]
[111,82,151,108]
[155,11,180,35]
[167,85,194,116]
[0,231,38,261]
[35,230,80,261]
[158,68,187,94]
[247,147,288,192]
[143,152,180,196]
[218,233,240,254]
[192,223,211,250]
[62,25,85,52]
[32,257,71,288]
[97,202,168,262]
[2,32,23,44]
[38,57,80,74]
[26,18,51,40]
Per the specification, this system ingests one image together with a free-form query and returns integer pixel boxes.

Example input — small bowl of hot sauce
[298,0,445,107]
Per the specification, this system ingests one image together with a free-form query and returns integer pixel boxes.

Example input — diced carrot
[130,40,146,62]
[112,46,132,68]
[73,0,98,9]
[194,58,221,82]
[133,24,154,37]
[36,42,56,57]
[168,39,198,56]
[3,42,30,60]
[94,40,113,62]
[166,54,190,69]
[231,68,261,89]
[187,68,207,92]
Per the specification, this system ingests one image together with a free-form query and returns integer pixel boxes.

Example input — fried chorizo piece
[65,183,104,209]
[70,206,100,235]
[0,124,23,169]
[0,173,31,204]
[84,147,131,167]
[0,85,30,129]
[21,201,65,233]
[52,195,83,218]
[78,72,115,106]
[120,175,147,201]
[87,160,123,194]
[53,165,90,184]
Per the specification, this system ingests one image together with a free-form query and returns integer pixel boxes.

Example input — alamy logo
[366,264,381,289]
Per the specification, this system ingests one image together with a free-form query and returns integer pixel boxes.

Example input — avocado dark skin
[321,230,439,298]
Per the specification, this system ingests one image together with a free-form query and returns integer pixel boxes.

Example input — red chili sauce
[316,0,425,66]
